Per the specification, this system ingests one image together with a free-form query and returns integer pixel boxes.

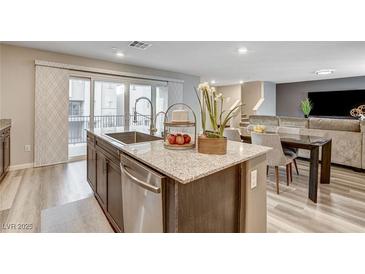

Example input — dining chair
[223,128,242,142]
[251,132,296,194]
[278,127,300,175]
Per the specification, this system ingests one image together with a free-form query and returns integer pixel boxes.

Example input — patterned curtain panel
[34,66,69,167]
[167,81,183,106]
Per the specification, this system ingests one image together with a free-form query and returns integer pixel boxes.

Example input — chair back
[251,132,287,166]
[224,128,242,142]
[247,125,279,133]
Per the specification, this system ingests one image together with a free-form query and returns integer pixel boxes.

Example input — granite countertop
[87,129,271,184]
[120,140,270,184]
[0,119,11,131]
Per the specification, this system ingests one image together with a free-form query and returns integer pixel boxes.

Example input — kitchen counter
[87,128,270,184]
[0,119,11,131]
[121,140,270,184]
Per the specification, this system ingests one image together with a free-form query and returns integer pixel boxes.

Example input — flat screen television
[308,90,365,118]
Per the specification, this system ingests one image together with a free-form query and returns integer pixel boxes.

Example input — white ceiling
[5,41,365,85]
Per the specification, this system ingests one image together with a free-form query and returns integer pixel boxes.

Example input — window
[68,78,91,158]
[69,101,82,116]
[94,81,125,131]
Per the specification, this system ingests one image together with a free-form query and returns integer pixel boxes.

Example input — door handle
[120,164,161,193]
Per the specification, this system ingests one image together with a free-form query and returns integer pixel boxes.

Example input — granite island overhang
[86,129,271,233]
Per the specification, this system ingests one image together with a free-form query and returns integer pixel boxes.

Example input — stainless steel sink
[105,131,162,144]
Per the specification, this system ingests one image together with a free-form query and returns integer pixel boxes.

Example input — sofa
[243,115,365,170]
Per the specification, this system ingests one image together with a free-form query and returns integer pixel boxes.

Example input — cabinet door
[87,145,96,191]
[107,160,123,231]
[0,137,4,177]
[4,135,10,172]
[96,151,107,208]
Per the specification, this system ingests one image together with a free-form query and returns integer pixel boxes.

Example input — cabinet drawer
[95,138,119,161]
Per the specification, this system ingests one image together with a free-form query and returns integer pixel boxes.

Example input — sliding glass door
[68,75,168,159]
[94,80,126,132]
[68,77,91,158]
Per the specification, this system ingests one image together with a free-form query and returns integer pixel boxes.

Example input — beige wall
[216,84,242,127]
[242,81,263,116]
[0,44,200,166]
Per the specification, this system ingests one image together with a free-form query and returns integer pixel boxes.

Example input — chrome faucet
[133,97,156,135]
[154,111,166,136]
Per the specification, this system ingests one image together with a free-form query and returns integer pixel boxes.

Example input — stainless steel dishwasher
[120,154,165,233]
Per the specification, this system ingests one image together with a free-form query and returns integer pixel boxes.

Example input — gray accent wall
[276,76,365,117]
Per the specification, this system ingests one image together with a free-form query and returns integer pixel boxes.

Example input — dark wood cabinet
[106,160,123,231]
[87,131,124,232]
[0,136,4,177]
[0,126,11,183]
[96,151,108,209]
[87,145,96,191]
[3,134,10,173]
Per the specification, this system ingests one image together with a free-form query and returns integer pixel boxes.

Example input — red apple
[167,134,176,145]
[183,134,191,144]
[175,134,185,145]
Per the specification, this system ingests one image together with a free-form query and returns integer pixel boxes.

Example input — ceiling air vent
[128,41,151,50]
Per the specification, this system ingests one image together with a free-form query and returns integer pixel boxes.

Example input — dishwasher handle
[120,163,161,194]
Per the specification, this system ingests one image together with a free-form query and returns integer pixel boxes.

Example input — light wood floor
[267,160,365,232]
[0,160,364,232]
[0,161,112,232]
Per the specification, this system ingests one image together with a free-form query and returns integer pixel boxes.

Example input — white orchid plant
[195,82,242,138]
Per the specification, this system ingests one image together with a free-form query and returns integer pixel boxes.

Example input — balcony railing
[68,114,152,144]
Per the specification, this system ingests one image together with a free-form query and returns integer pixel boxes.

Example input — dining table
[240,130,332,203]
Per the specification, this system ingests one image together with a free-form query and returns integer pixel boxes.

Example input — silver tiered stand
[163,103,197,150]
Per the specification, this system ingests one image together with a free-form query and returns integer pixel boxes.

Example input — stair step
[239,121,250,127]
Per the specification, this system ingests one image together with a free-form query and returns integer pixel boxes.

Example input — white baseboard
[68,155,86,162]
[9,162,34,171]
[8,157,85,171]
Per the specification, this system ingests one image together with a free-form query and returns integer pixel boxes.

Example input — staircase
[239,114,250,127]
[239,104,250,127]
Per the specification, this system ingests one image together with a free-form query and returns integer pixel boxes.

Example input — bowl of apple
[165,133,193,149]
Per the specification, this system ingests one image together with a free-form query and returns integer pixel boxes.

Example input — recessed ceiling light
[315,69,335,75]
[238,47,248,54]
[239,80,244,84]
[116,51,124,57]
[211,80,216,84]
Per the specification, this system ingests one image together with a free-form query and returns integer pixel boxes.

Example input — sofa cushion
[299,128,363,168]
[309,117,360,132]
[279,116,308,128]
[278,126,301,135]
[249,115,279,126]
[361,120,365,133]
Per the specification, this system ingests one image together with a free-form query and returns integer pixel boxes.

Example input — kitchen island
[86,129,271,233]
